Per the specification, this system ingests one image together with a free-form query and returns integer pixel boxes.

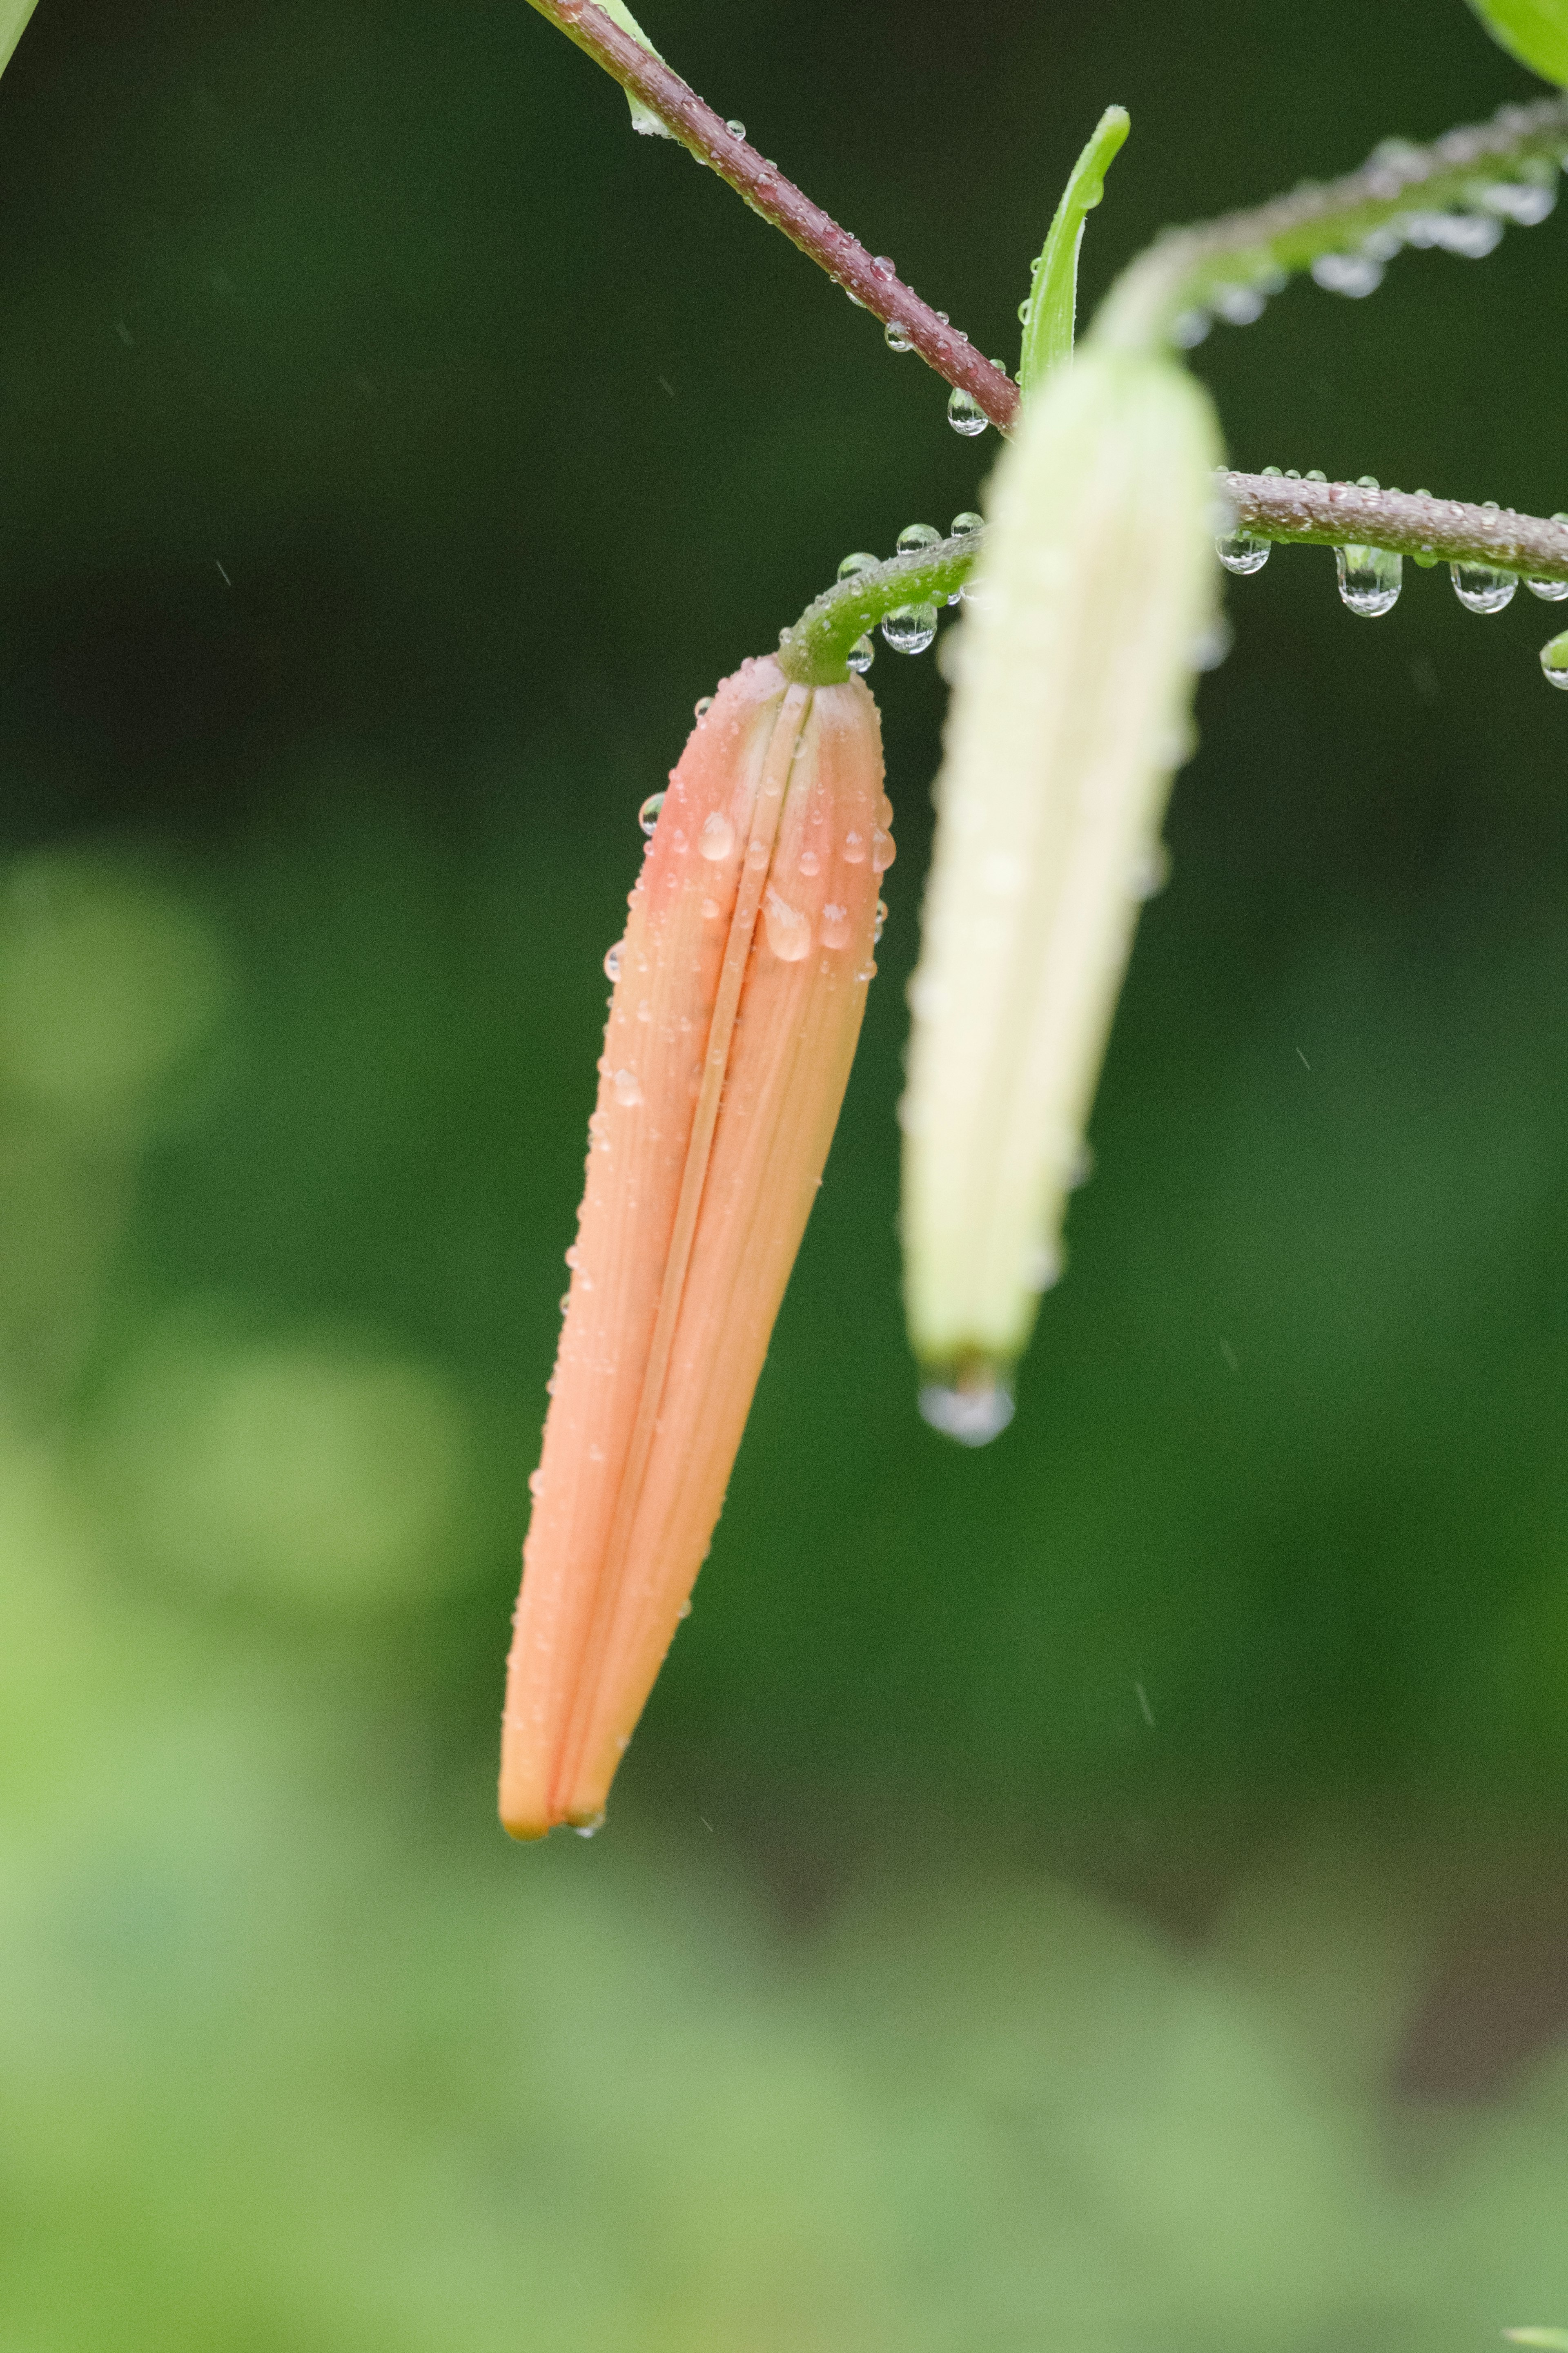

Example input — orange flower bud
[500,655,889,1839]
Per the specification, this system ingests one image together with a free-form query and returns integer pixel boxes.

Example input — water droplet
[1216,527,1271,575]
[1305,468,1327,483]
[638,792,666,834]
[947,386,988,437]
[1024,1240,1063,1293]
[1541,633,1568,689]
[882,603,938,655]
[896,523,942,556]
[1356,475,1381,492]
[694,694,713,718]
[950,511,984,537]
[572,1814,606,1838]
[1017,298,1033,324]
[603,941,624,981]
[676,1598,692,1619]
[842,831,866,865]
[1216,282,1267,325]
[798,848,821,877]
[847,635,875,674]
[871,254,895,275]
[918,1362,1015,1447]
[746,837,769,870]
[873,900,888,943]
[1450,560,1517,614]
[1260,464,1284,477]
[1527,517,1568,601]
[699,810,735,861]
[871,827,896,873]
[1481,173,1557,224]
[820,902,851,950]
[837,551,878,581]
[884,319,913,353]
[763,887,812,961]
[1130,841,1172,900]
[725,118,745,138]
[1171,309,1211,348]
[613,1068,644,1108]
[1336,543,1402,618]
[1190,615,1232,670]
[528,1468,545,1497]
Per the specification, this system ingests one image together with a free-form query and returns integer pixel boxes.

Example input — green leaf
[1466,0,1568,84]
[0,0,39,78]
[1017,107,1130,396]
[592,0,675,138]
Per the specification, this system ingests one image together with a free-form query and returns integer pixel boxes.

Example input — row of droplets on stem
[831,515,987,668]
[1216,471,1568,689]
[1170,121,1567,350]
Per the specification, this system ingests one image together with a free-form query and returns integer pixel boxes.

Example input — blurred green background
[3,1,1568,2345]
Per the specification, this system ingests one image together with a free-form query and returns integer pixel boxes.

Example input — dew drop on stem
[1450,561,1517,614]
[882,604,938,656]
[1336,544,1402,618]
[1216,527,1271,575]
[847,635,875,674]
[947,386,988,437]
[896,523,942,556]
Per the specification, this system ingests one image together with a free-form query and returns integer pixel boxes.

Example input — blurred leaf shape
[88,1309,473,1610]
[0,852,230,1141]
[1466,0,1568,83]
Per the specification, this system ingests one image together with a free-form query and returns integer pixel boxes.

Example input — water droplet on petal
[638,792,666,835]
[871,827,896,872]
[572,1813,606,1838]
[699,810,735,861]
[820,902,851,950]
[847,635,875,674]
[884,319,913,352]
[947,386,988,436]
[896,523,942,556]
[873,899,888,943]
[694,694,714,718]
[746,837,769,870]
[798,848,820,877]
[1451,560,1517,614]
[604,941,624,981]
[676,1598,692,1620]
[613,1068,644,1107]
[882,603,937,655]
[1336,544,1402,618]
[763,887,812,960]
[842,831,866,865]
[1217,528,1271,575]
[918,1362,1015,1446]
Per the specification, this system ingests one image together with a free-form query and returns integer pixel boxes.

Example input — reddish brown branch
[531,0,1022,433]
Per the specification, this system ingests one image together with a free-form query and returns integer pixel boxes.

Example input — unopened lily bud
[902,345,1222,1439]
[501,656,889,1838]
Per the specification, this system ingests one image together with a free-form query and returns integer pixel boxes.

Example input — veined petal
[501,657,887,1838]
[901,348,1221,1427]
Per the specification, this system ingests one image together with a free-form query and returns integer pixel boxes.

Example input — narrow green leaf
[0,0,38,78]
[1466,0,1568,84]
[592,0,675,138]
[1017,106,1130,396]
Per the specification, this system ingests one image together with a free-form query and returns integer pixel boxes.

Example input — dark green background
[3,2,1568,2345]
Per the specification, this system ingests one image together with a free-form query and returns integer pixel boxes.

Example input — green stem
[778,535,981,685]
[1094,94,1568,355]
[777,476,1568,687]
[1018,106,1129,393]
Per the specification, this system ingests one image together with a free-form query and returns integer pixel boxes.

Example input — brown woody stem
[524,0,1021,431]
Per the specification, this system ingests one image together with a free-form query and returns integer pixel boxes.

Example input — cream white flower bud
[902,345,1222,1436]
